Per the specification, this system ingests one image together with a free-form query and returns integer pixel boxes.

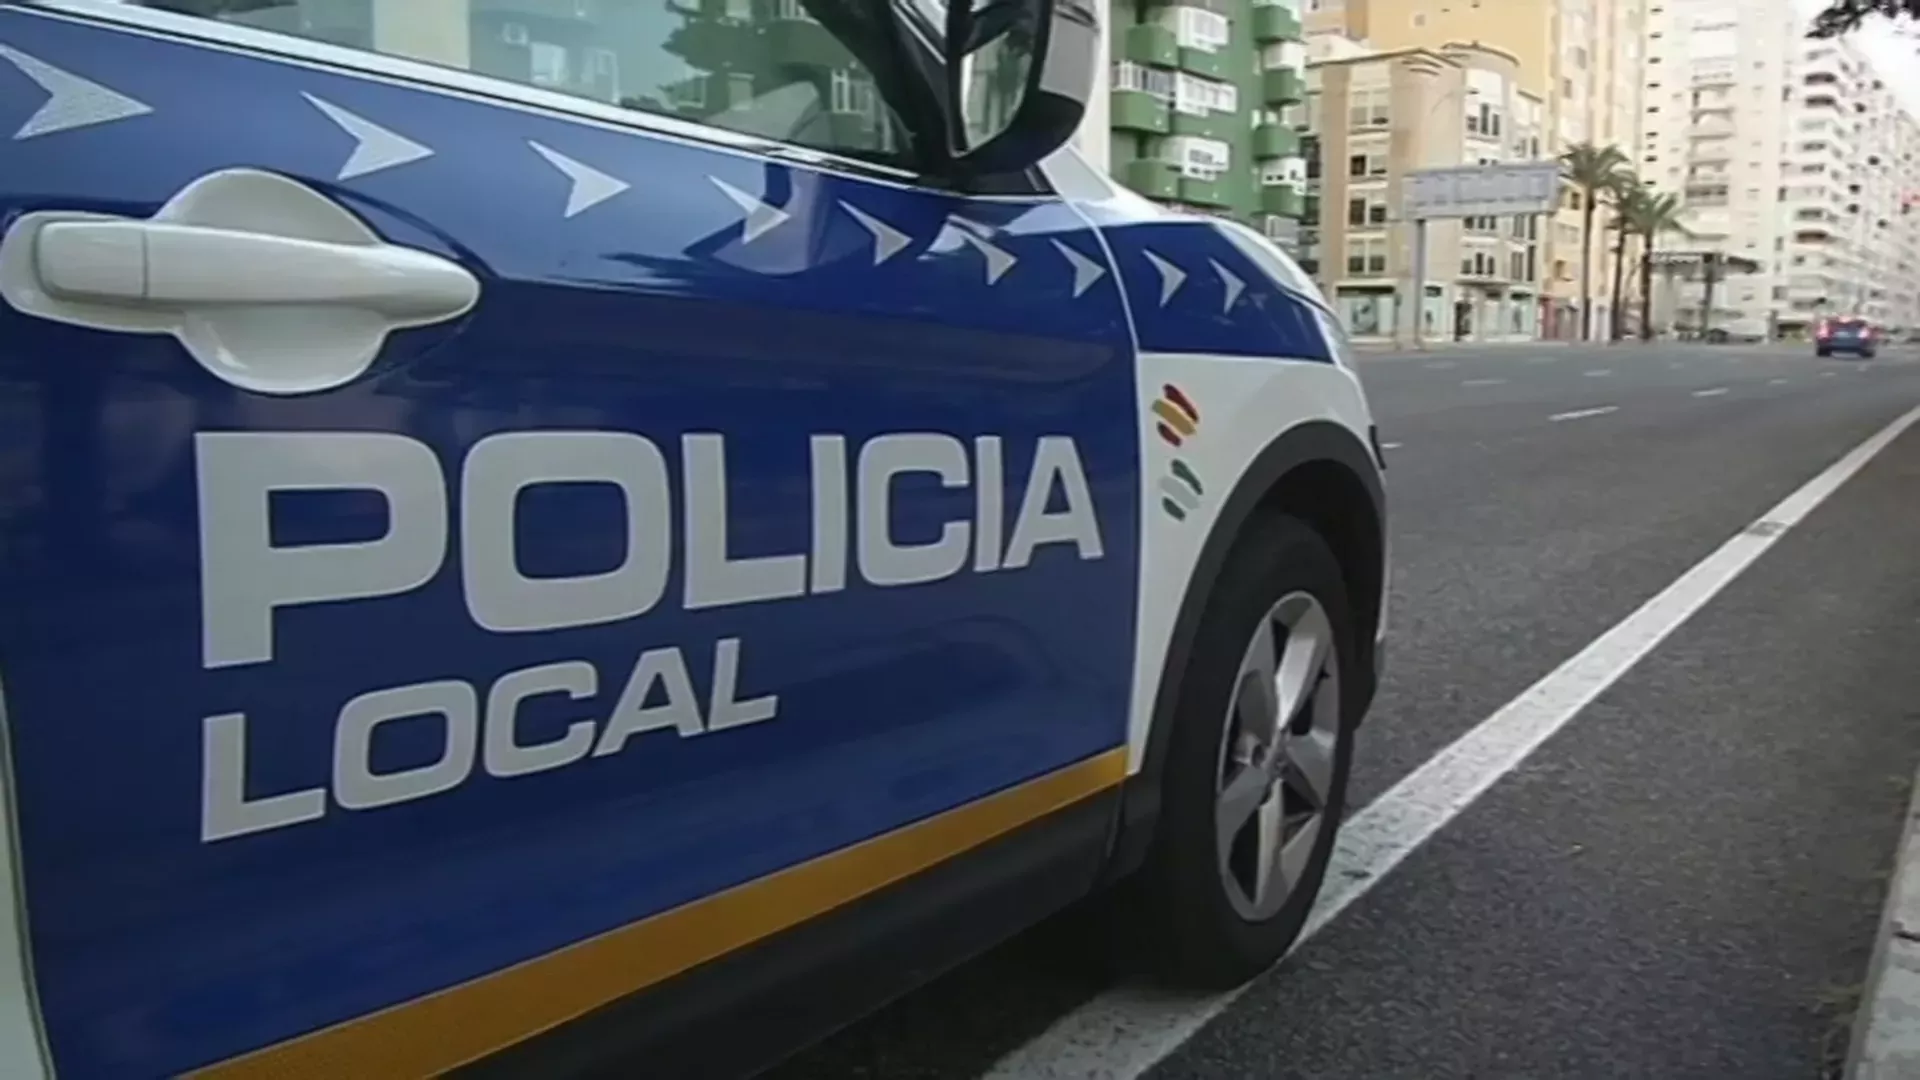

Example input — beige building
[1305,0,1647,339]
[1298,41,1546,341]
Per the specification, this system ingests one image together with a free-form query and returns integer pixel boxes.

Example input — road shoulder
[1847,769,1920,1078]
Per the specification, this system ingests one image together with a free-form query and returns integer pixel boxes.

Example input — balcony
[1123,158,1180,199]
[1253,122,1300,158]
[1179,46,1228,79]
[1111,90,1170,134]
[1252,4,1301,43]
[1122,23,1177,67]
[1261,66,1305,106]
[1260,184,1304,217]
[1180,176,1231,207]
[1172,109,1234,140]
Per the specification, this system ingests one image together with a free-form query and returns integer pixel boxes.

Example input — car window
[136,0,916,167]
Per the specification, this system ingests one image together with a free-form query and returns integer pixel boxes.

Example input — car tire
[1817,348,1831,357]
[1118,511,1360,991]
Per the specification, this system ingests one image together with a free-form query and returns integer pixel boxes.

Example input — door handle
[0,167,482,396]
[34,220,476,321]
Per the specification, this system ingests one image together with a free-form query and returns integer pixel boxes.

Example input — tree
[1622,191,1689,342]
[1560,142,1630,342]
[1810,1,1920,37]
[1605,174,1645,342]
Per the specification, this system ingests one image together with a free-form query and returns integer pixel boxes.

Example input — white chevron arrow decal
[0,44,152,140]
[1052,241,1107,298]
[1143,250,1186,306]
[1210,258,1246,313]
[304,94,433,180]
[529,141,629,218]
[948,217,1016,284]
[712,177,791,243]
[840,202,911,264]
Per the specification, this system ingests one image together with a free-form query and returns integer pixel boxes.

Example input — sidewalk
[1846,766,1920,1078]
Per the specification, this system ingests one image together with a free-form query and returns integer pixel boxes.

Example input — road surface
[763,342,1920,1080]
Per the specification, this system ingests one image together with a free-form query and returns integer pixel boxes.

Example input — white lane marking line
[1823,371,1838,378]
[1692,387,1730,398]
[1380,442,1403,450]
[1549,405,1619,422]
[1770,378,1790,386]
[1425,360,1457,370]
[1584,369,1613,377]
[984,401,1920,1080]
[1461,378,1507,387]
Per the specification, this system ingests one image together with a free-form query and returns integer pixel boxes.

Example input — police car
[0,1,1386,1076]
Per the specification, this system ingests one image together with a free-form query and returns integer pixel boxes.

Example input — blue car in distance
[1815,316,1879,358]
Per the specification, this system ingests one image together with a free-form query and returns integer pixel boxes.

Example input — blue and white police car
[0,0,1386,1075]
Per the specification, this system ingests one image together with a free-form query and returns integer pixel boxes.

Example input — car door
[0,2,1139,1075]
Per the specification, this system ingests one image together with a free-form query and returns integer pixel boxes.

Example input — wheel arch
[1100,419,1385,883]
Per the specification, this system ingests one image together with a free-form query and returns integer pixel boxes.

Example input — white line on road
[1770,378,1790,386]
[1549,405,1619,422]
[1823,371,1838,378]
[984,402,1920,1080]
[1461,378,1508,387]
[1584,369,1613,377]
[1380,442,1403,450]
[1692,387,1730,398]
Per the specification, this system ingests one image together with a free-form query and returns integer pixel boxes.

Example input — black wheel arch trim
[1099,419,1386,885]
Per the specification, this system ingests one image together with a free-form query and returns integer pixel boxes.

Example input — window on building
[1346,236,1388,275]
[1348,88,1390,128]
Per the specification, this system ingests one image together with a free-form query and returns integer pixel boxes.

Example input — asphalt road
[763,342,1920,1080]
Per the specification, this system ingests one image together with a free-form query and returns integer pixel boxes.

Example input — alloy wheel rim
[1213,590,1342,923]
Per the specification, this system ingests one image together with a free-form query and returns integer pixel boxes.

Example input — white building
[1640,0,1920,338]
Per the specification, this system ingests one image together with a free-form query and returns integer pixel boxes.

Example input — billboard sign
[1404,162,1562,220]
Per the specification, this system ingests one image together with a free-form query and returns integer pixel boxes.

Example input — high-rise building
[1305,0,1648,340]
[1078,0,1311,241]
[1641,0,1920,338]
[1298,36,1547,342]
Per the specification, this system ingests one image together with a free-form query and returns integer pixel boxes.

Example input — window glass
[138,0,915,165]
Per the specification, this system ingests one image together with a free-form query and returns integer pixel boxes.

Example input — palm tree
[1605,175,1645,341]
[1560,142,1631,342]
[1623,190,1689,341]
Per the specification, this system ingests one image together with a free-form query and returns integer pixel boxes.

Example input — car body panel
[0,4,1381,1077]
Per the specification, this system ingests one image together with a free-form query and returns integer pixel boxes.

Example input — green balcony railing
[1122,23,1178,67]
[1123,159,1181,200]
[1253,122,1300,158]
[1179,176,1230,207]
[1260,184,1304,216]
[1111,90,1171,134]
[1252,4,1302,43]
[1261,66,1305,106]
[1171,110,1234,141]
[1178,46,1228,79]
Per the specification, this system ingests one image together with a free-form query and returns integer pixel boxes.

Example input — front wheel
[1119,513,1360,990]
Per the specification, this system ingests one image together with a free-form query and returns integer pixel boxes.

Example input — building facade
[1641,0,1920,338]
[1305,0,1647,340]
[1298,40,1546,342]
[1090,0,1311,239]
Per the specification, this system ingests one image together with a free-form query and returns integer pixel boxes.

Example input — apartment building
[1298,39,1546,341]
[1093,0,1311,239]
[1641,0,1920,337]
[1306,0,1647,339]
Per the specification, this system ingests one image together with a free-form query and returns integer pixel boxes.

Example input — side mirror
[943,0,1097,177]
